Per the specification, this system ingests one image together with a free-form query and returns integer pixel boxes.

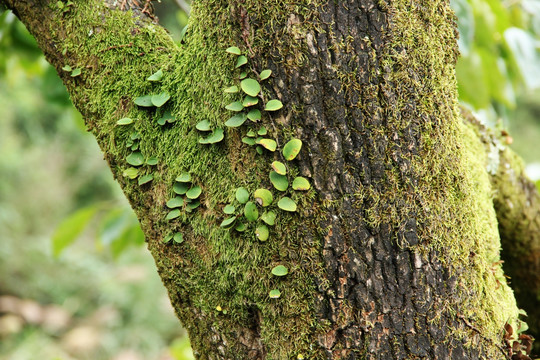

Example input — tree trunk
[3,0,538,358]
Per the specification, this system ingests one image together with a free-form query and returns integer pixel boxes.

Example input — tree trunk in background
[3,0,539,358]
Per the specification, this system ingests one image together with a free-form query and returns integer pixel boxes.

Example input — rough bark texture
[3,0,539,359]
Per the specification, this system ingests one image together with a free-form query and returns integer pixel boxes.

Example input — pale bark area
[3,0,539,359]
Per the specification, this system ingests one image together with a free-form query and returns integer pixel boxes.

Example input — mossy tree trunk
[3,0,539,358]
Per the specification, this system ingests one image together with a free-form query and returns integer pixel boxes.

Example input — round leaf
[70,68,81,77]
[247,109,261,121]
[261,211,276,226]
[174,232,184,243]
[151,92,171,107]
[269,289,281,298]
[176,172,191,183]
[244,201,259,222]
[134,95,153,107]
[166,196,184,208]
[225,113,247,127]
[225,101,244,112]
[242,96,259,107]
[126,152,144,166]
[278,197,297,212]
[173,182,189,195]
[187,200,201,210]
[282,138,302,160]
[240,78,261,97]
[239,71,247,79]
[199,128,224,144]
[264,99,283,111]
[147,69,163,81]
[236,187,250,204]
[260,69,272,80]
[123,167,139,179]
[234,222,247,232]
[292,177,310,191]
[242,137,256,146]
[256,146,263,155]
[254,188,273,207]
[117,117,133,125]
[271,161,287,175]
[138,173,153,185]
[235,55,248,68]
[255,225,269,241]
[196,120,212,131]
[226,46,241,55]
[166,209,181,220]
[186,186,202,199]
[259,139,277,152]
[220,216,237,228]
[146,156,159,165]
[224,85,239,93]
[258,127,267,136]
[223,204,236,214]
[269,171,288,191]
[271,265,288,277]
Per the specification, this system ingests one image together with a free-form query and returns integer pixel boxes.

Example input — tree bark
[2,0,538,358]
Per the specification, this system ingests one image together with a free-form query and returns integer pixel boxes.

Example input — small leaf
[282,138,302,160]
[240,78,261,97]
[176,172,191,183]
[235,55,248,68]
[186,186,202,199]
[269,289,281,298]
[173,232,184,243]
[199,128,224,144]
[234,222,247,232]
[271,161,287,175]
[117,117,133,125]
[258,127,267,136]
[225,101,244,112]
[269,171,288,191]
[242,96,259,107]
[126,152,144,166]
[146,156,158,166]
[278,197,297,212]
[70,68,81,77]
[224,85,239,93]
[131,143,139,151]
[134,95,153,107]
[173,182,189,195]
[196,120,212,131]
[242,137,256,146]
[163,233,173,243]
[254,188,273,207]
[264,99,283,111]
[244,201,259,222]
[226,46,242,55]
[158,110,175,124]
[239,71,247,79]
[255,225,269,241]
[220,216,237,228]
[123,167,139,179]
[256,146,263,155]
[259,139,277,152]
[225,113,247,127]
[223,204,236,214]
[187,200,201,210]
[247,130,257,137]
[166,209,181,220]
[260,69,272,80]
[52,206,98,257]
[152,92,171,107]
[130,132,141,140]
[62,64,72,72]
[247,109,261,121]
[147,69,163,81]
[138,174,153,185]
[236,187,250,204]
[292,177,310,191]
[271,265,288,276]
[261,211,276,226]
[167,197,184,208]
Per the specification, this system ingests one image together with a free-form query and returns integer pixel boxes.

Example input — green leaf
[224,86,239,93]
[186,186,202,199]
[242,96,259,107]
[147,69,163,81]
[271,161,287,175]
[196,120,212,131]
[123,167,139,179]
[166,196,184,208]
[260,69,272,80]
[158,110,175,124]
[242,137,256,146]
[134,95,153,107]
[163,233,173,243]
[254,188,273,207]
[225,113,247,127]
[234,222,247,232]
[176,172,191,183]
[199,128,224,144]
[244,201,259,222]
[256,146,263,155]
[187,200,201,210]
[126,152,144,166]
[247,109,261,122]
[258,139,277,152]
[240,78,261,97]
[236,187,250,204]
[130,132,141,140]
[235,55,248,68]
[179,24,188,42]
[62,64,72,72]
[151,92,171,107]
[117,117,133,125]
[247,130,257,137]
[226,46,241,55]
[138,173,153,185]
[239,71,247,79]
[269,289,281,298]
[292,177,310,191]
[261,211,276,226]
[70,68,81,77]
[282,138,302,160]
[271,265,288,277]
[220,216,237,228]
[173,182,189,195]
[166,209,181,220]
[146,156,158,166]
[278,197,297,212]
[269,171,288,191]
[223,204,236,214]
[225,101,244,112]
[255,225,269,241]
[264,99,283,111]
[258,127,267,136]
[173,232,184,244]
[52,205,98,257]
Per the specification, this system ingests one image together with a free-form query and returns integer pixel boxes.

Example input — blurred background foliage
[0,0,539,359]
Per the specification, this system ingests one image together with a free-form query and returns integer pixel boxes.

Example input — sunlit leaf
[271,265,288,276]
[264,99,283,111]
[278,197,296,212]
[240,78,261,97]
[282,138,302,160]
[260,69,272,80]
[236,187,250,204]
[151,92,171,107]
[147,69,163,81]
[244,201,259,222]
